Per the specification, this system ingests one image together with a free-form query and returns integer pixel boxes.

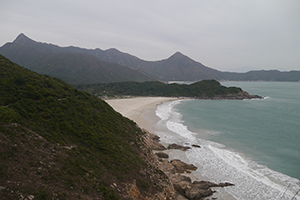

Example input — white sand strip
[105,97,177,131]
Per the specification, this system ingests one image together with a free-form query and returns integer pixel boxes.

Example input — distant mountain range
[1,33,299,83]
[0,34,155,84]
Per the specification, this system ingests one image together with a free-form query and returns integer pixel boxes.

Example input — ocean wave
[154,100,300,200]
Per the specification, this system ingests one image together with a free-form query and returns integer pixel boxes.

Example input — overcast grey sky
[1,0,299,72]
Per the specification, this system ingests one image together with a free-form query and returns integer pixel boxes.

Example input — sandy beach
[106,97,177,132]
[106,97,236,200]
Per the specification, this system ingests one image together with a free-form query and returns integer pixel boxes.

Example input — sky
[1,0,300,72]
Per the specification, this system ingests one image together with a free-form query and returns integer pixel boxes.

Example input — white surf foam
[155,100,197,144]
[154,100,300,200]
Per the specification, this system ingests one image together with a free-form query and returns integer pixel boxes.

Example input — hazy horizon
[1,1,299,72]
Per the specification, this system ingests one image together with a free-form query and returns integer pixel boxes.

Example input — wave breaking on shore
[154,100,300,200]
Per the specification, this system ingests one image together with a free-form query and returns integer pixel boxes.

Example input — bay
[178,81,300,179]
[155,81,300,199]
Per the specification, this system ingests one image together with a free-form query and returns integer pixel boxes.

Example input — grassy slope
[0,54,165,199]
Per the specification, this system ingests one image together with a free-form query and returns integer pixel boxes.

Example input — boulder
[152,135,160,142]
[171,174,234,200]
[192,181,216,190]
[170,159,197,173]
[158,160,176,175]
[185,187,214,200]
[171,174,192,183]
[216,182,235,187]
[173,181,191,196]
[143,131,166,150]
[155,152,169,158]
[171,174,192,196]
[167,144,191,151]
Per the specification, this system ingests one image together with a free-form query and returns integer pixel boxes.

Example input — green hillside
[75,80,245,99]
[0,55,167,199]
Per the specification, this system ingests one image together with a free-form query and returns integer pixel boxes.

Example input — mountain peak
[105,48,121,53]
[172,51,184,57]
[13,33,34,44]
[168,51,190,61]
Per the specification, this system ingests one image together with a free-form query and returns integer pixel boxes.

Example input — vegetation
[75,80,242,98]
[0,55,165,199]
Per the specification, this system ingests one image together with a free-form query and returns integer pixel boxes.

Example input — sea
[154,81,300,200]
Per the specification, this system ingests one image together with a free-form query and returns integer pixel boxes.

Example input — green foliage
[0,106,22,123]
[76,80,242,98]
[0,54,151,198]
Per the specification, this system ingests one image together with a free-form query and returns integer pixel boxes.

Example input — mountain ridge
[0,34,156,84]
[1,33,299,83]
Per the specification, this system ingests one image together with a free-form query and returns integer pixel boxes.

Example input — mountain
[0,54,173,199]
[133,52,226,81]
[81,48,300,82]
[0,34,156,84]
[1,33,300,82]
[94,50,300,82]
[222,70,300,81]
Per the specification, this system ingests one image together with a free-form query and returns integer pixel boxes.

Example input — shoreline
[106,97,178,132]
[106,97,236,199]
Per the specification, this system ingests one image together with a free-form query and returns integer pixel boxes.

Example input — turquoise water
[155,81,300,199]
[177,82,300,179]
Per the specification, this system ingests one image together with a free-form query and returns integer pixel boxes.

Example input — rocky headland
[142,130,235,200]
[196,91,263,100]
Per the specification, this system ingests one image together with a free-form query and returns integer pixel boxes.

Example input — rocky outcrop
[155,152,169,158]
[171,174,234,200]
[143,132,235,200]
[140,131,179,199]
[225,91,263,100]
[143,129,167,150]
[198,91,263,100]
[167,144,191,151]
[170,159,197,174]
[127,180,143,200]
